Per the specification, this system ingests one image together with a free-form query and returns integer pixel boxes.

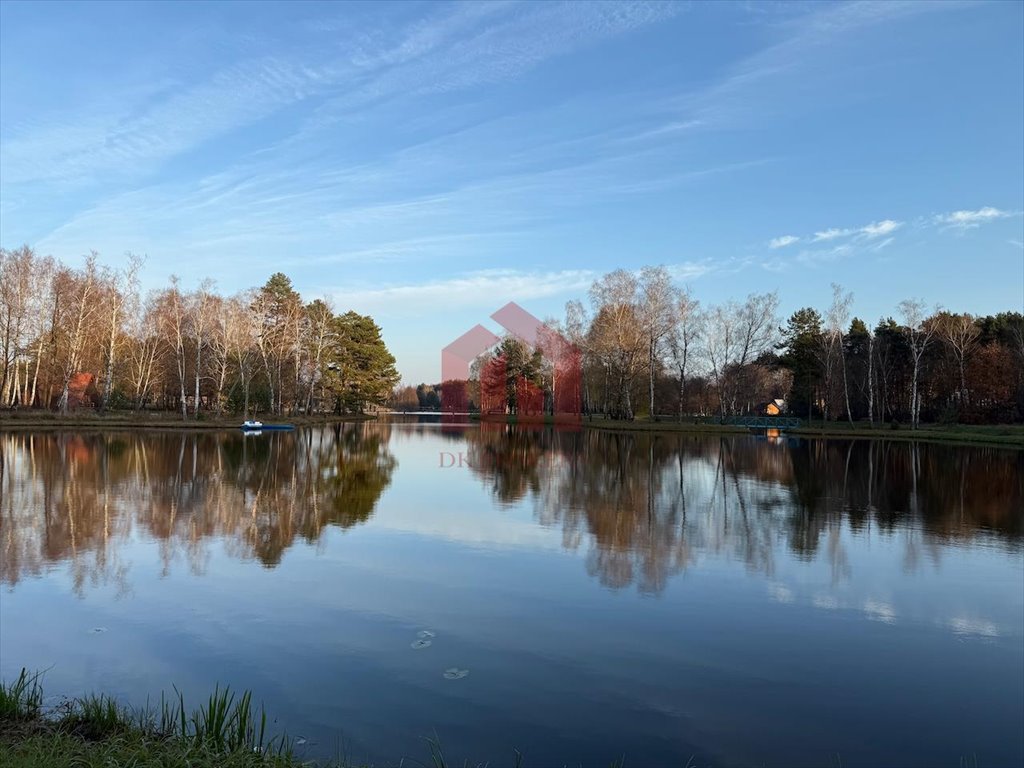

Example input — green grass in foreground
[0,669,300,768]
[0,670,991,767]
[0,671,547,768]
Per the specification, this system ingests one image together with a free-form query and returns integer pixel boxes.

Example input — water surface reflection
[1,424,395,590]
[459,425,1021,592]
[0,424,1021,767]
[2,426,1020,593]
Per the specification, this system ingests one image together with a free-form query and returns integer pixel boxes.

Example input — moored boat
[240,421,294,431]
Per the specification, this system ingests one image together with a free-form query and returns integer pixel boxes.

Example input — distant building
[52,372,100,409]
[763,398,787,416]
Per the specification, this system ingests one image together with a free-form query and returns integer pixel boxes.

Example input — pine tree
[779,308,823,420]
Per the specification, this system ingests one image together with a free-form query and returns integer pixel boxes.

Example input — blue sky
[1,0,1022,384]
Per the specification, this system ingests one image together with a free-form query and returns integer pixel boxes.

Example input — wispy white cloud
[31,112,765,282]
[796,242,854,266]
[1,1,679,189]
[282,233,521,267]
[652,0,964,132]
[2,56,327,186]
[813,227,853,242]
[617,119,703,144]
[797,217,900,250]
[934,206,1015,230]
[805,206,1015,248]
[327,257,716,317]
[778,204,1017,268]
[667,260,717,281]
[321,195,453,229]
[2,0,1013,386]
[759,257,790,273]
[860,219,902,238]
[809,218,901,243]
[328,268,597,316]
[769,234,800,249]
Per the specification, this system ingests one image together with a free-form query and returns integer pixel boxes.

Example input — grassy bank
[788,421,1024,447]
[584,418,749,436]
[0,410,374,431]
[0,671,518,768]
[583,417,1024,448]
[0,670,301,767]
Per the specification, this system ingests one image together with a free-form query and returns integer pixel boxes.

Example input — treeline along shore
[393,265,1024,435]
[0,247,399,420]
[3,249,1021,435]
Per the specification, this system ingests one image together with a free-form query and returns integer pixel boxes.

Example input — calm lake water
[1,420,1022,767]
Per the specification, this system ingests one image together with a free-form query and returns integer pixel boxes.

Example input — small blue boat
[240,420,295,431]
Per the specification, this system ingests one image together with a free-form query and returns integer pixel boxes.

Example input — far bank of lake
[581,416,1024,448]
[0,410,374,431]
[3,409,1023,448]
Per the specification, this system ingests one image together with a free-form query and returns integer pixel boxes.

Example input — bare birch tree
[639,266,677,420]
[866,327,875,425]
[937,312,979,410]
[206,294,230,415]
[564,299,592,415]
[0,247,35,405]
[24,255,55,408]
[99,254,142,412]
[54,254,102,413]
[190,279,216,419]
[588,270,646,420]
[157,277,190,420]
[125,291,162,410]
[303,298,334,414]
[704,292,779,418]
[826,283,854,424]
[667,289,700,421]
[224,292,259,419]
[898,298,938,429]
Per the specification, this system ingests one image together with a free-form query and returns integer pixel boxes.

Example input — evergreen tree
[779,308,823,420]
[323,312,399,413]
[844,318,873,421]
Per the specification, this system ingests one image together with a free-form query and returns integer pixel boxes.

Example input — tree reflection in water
[0,424,395,593]
[462,424,1022,593]
[1,425,1020,596]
